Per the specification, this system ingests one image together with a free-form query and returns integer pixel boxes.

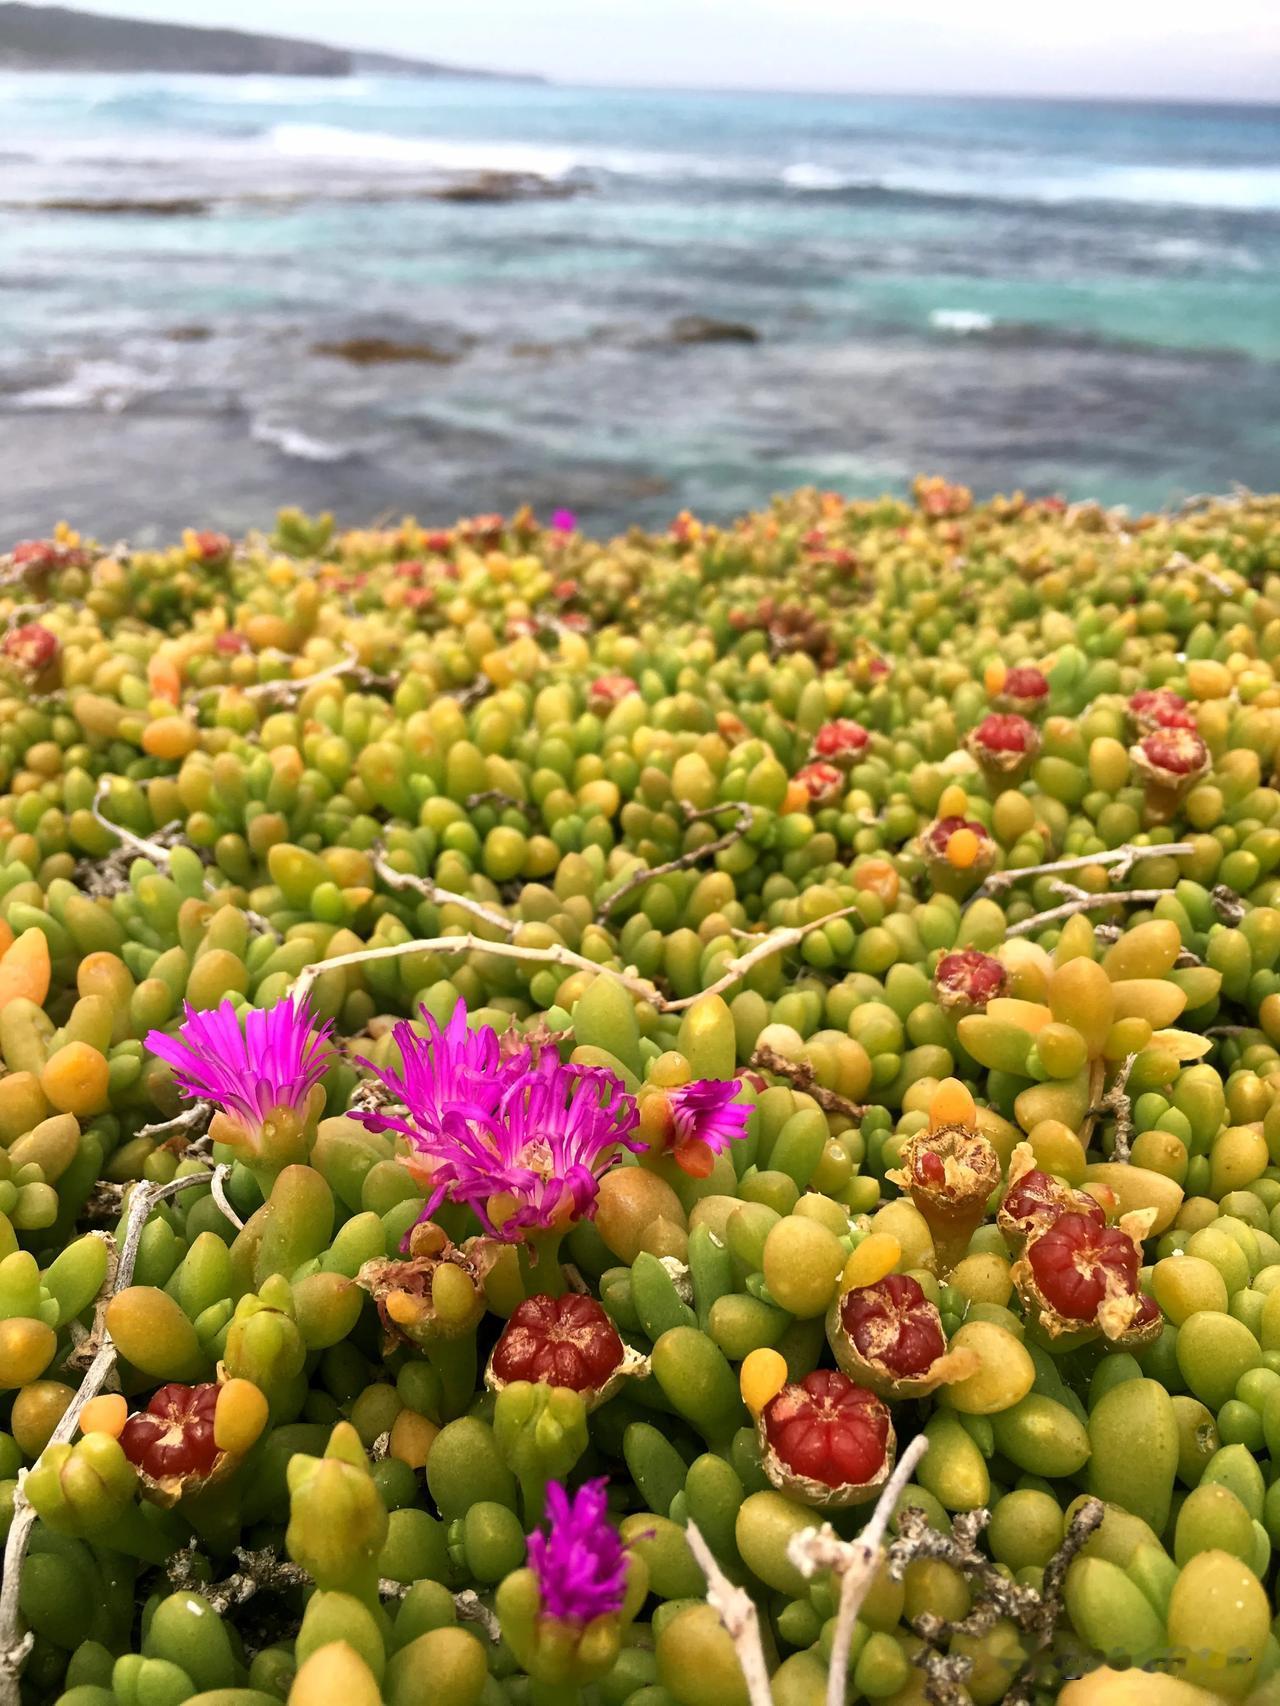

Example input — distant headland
[0,1,542,77]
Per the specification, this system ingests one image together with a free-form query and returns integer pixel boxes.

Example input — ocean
[0,74,1278,541]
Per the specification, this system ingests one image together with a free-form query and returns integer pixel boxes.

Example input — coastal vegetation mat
[1,483,1280,1706]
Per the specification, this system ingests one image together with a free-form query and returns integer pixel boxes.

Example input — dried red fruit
[888,1123,1001,1274]
[966,713,1040,781]
[490,1293,626,1401]
[1014,1206,1159,1345]
[992,665,1049,715]
[826,1273,966,1401]
[120,1382,220,1499]
[2,623,59,678]
[921,815,993,861]
[460,513,505,548]
[1137,727,1209,779]
[424,530,454,554]
[1130,725,1211,824]
[357,1223,500,1351]
[393,559,425,581]
[1028,1212,1138,1317]
[11,538,86,573]
[812,720,870,764]
[588,674,638,714]
[189,530,231,563]
[913,476,972,519]
[793,761,844,807]
[1129,688,1195,734]
[971,712,1035,755]
[997,1166,1103,1250]
[759,1369,894,1507]
[214,630,248,655]
[934,948,1006,1013]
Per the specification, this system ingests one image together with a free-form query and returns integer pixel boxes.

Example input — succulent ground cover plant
[0,488,1278,1704]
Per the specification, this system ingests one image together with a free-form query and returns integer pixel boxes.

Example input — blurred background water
[1,73,1278,539]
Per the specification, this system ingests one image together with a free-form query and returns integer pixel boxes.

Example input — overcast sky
[36,0,1280,99]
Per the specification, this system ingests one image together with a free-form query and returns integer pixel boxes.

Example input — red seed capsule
[588,674,638,714]
[489,1293,626,1400]
[1130,726,1211,824]
[812,719,870,765]
[2,623,60,681]
[189,530,232,564]
[118,1382,228,1505]
[1136,727,1209,779]
[1027,1213,1138,1318]
[827,1273,968,1399]
[992,665,1050,716]
[966,713,1041,783]
[922,814,994,863]
[997,1165,1104,1250]
[934,948,1006,1014]
[758,1369,894,1508]
[888,1123,1001,1274]
[1129,688,1195,734]
[793,761,844,808]
[1014,1207,1159,1345]
[11,538,86,574]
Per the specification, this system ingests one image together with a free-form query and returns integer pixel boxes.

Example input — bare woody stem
[288,903,865,1016]
[0,1165,237,1706]
[242,644,360,702]
[91,777,178,866]
[749,1043,867,1121]
[978,842,1196,897]
[1091,1051,1138,1164]
[1005,887,1175,939]
[685,1520,775,1706]
[371,843,516,938]
[595,803,754,922]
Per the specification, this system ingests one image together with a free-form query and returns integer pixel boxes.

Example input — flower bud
[286,1421,389,1593]
[26,1432,137,1535]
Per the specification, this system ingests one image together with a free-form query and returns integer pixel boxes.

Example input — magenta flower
[528,1479,628,1624]
[352,1003,518,1148]
[550,508,578,533]
[414,1060,641,1240]
[666,1078,750,1179]
[146,997,333,1129]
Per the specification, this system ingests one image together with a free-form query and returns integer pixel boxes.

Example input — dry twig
[1090,1052,1138,1163]
[290,902,865,1015]
[686,1520,774,1706]
[979,841,1196,897]
[595,802,753,921]
[0,1167,238,1706]
[749,1043,867,1122]
[371,841,515,937]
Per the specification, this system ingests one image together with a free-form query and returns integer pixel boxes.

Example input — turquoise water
[0,75,1278,538]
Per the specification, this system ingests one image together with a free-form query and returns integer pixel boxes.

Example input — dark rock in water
[668,315,761,345]
[166,325,213,343]
[432,172,578,204]
[312,337,460,366]
[36,196,211,217]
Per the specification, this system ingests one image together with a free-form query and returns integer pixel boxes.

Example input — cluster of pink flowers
[150,996,747,1248]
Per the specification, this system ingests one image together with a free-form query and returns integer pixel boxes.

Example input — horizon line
[5,64,1279,106]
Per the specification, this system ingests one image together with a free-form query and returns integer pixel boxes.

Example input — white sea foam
[780,162,849,191]
[8,358,165,412]
[929,309,995,335]
[251,418,351,462]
